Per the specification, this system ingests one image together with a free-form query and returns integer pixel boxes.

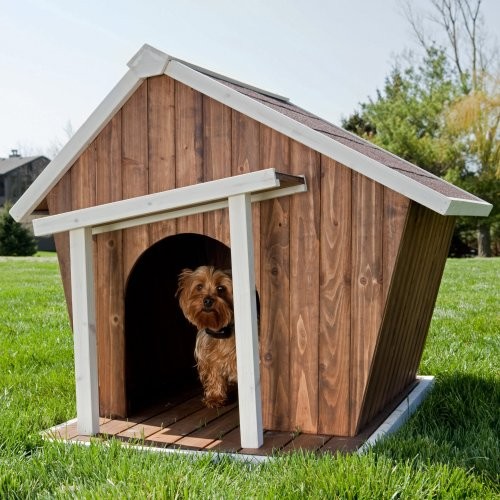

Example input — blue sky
[1,0,498,158]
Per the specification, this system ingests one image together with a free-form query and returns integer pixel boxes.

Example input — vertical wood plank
[353,188,410,430]
[70,226,99,435]
[259,125,290,431]
[71,143,96,210]
[203,96,232,246]
[175,81,203,234]
[228,193,263,448]
[231,111,261,293]
[289,141,320,434]
[318,157,352,436]
[121,82,150,280]
[46,173,73,319]
[95,112,126,417]
[350,173,384,435]
[383,188,410,301]
[148,75,177,244]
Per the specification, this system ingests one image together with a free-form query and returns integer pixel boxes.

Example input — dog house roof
[10,44,492,222]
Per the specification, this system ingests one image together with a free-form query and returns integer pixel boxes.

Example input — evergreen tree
[342,47,464,177]
[0,204,37,256]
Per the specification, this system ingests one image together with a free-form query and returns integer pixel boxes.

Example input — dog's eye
[196,284,203,291]
[216,286,225,294]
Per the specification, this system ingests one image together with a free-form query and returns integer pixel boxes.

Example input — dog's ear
[176,268,193,297]
[223,269,232,278]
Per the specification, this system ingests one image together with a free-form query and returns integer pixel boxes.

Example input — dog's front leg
[198,361,228,408]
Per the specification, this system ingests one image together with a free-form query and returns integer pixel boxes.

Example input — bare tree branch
[399,0,432,52]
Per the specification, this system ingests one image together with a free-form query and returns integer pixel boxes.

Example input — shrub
[0,204,37,256]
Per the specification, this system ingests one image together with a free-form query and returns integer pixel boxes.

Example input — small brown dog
[176,266,237,408]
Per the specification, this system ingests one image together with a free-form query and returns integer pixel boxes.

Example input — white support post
[228,193,263,449]
[69,227,99,435]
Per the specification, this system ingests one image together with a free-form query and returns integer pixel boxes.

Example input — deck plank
[173,407,240,450]
[99,404,168,436]
[320,436,364,454]
[146,403,237,446]
[240,430,293,455]
[207,427,242,453]
[117,396,204,440]
[281,433,330,453]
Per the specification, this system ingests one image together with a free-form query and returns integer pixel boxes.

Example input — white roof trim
[127,43,171,77]
[444,197,493,217]
[10,70,144,222]
[10,45,170,223]
[10,44,493,222]
[170,58,290,103]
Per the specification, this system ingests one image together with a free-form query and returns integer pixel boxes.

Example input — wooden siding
[95,113,125,416]
[203,96,232,245]
[349,173,384,435]
[46,75,446,436]
[318,157,352,436]
[289,141,320,434]
[46,173,73,318]
[260,126,291,430]
[358,203,455,432]
[147,76,176,244]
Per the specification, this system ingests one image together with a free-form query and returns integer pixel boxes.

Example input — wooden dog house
[12,45,491,450]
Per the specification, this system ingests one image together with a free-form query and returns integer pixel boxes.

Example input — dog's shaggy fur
[177,266,237,408]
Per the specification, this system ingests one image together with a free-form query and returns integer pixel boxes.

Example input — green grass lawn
[0,258,498,498]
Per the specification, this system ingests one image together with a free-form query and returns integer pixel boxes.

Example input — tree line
[342,0,499,256]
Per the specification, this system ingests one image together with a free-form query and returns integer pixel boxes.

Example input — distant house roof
[0,155,49,176]
[10,44,492,222]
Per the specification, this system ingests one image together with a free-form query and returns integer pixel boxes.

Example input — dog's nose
[203,297,214,308]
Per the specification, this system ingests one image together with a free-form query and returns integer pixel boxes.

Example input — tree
[343,47,464,177]
[0,204,37,256]
[401,0,499,256]
[445,75,500,255]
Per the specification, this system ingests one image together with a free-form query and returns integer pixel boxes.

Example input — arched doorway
[125,233,231,413]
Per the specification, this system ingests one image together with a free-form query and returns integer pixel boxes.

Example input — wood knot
[359,276,368,285]
[271,267,278,276]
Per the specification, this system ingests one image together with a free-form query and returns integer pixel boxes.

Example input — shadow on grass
[373,373,499,486]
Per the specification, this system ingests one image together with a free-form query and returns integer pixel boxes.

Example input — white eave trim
[9,69,144,222]
[444,197,493,217]
[9,45,170,223]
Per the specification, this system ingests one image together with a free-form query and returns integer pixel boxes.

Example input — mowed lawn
[0,256,498,498]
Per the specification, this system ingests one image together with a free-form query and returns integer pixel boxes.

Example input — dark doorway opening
[125,233,231,414]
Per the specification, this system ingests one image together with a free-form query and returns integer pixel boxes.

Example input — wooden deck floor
[42,392,394,458]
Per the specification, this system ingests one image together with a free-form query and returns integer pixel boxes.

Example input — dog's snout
[203,296,214,308]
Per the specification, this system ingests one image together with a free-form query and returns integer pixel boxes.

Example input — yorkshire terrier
[176,266,237,408]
